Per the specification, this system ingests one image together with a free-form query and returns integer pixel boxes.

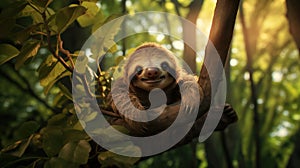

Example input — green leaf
[19,5,55,24]
[110,142,142,157]
[11,25,39,44]
[44,157,80,168]
[0,1,27,18]
[48,114,67,126]
[38,55,71,95]
[0,18,15,39]
[98,146,141,167]
[23,0,53,15]
[52,92,69,108]
[42,127,64,157]
[30,0,53,8]
[77,1,99,27]
[115,56,125,65]
[43,71,71,95]
[92,13,122,33]
[74,56,88,74]
[90,14,123,59]
[58,140,91,164]
[83,112,97,122]
[63,129,88,142]
[108,44,118,53]
[73,121,85,130]
[53,5,87,33]
[15,39,40,70]
[58,82,73,100]
[112,125,130,135]
[89,126,130,144]
[14,121,40,140]
[0,44,20,65]
[38,55,57,79]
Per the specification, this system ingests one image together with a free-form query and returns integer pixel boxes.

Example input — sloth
[107,42,203,135]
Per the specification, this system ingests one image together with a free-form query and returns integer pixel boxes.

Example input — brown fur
[108,43,203,135]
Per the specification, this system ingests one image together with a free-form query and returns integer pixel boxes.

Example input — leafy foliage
[0,44,20,65]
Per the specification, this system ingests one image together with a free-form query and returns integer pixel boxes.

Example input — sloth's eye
[161,62,169,70]
[135,66,143,75]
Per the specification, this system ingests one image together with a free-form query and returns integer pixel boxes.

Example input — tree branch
[58,35,75,69]
[121,0,127,56]
[42,12,73,73]
[171,0,182,16]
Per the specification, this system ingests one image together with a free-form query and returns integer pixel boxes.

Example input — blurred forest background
[0,0,299,167]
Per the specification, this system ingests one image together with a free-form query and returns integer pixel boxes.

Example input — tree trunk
[183,0,204,73]
[286,0,300,52]
[286,0,300,166]
[287,129,300,167]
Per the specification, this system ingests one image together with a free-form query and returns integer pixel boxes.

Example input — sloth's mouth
[141,76,165,83]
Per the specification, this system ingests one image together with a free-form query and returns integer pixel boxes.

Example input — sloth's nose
[145,67,161,79]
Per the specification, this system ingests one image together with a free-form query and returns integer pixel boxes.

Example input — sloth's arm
[107,102,237,137]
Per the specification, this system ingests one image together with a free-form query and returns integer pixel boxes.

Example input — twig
[58,35,75,69]
[42,12,73,73]
[32,31,48,36]
[96,56,102,76]
[74,72,94,99]
[27,3,43,15]
[171,0,182,16]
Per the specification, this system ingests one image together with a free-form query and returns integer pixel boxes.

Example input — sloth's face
[127,55,177,91]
